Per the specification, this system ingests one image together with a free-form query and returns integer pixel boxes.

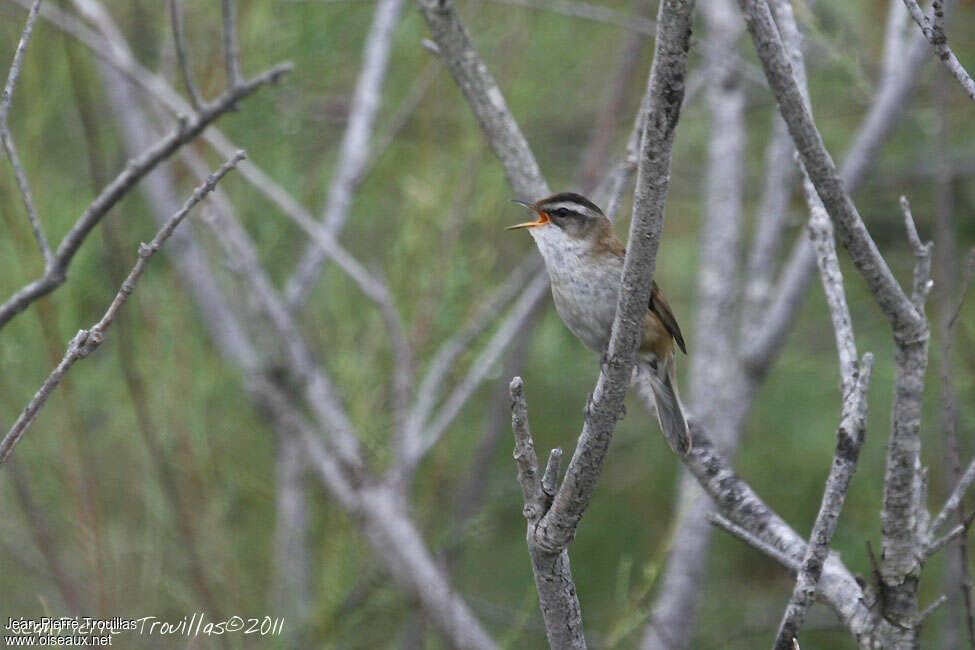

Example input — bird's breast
[546,252,622,353]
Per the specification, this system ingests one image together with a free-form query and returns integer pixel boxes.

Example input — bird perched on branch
[508,192,689,454]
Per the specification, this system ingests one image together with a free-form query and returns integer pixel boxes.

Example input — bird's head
[507,192,611,241]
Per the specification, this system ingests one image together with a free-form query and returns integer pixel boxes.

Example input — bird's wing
[649,281,686,354]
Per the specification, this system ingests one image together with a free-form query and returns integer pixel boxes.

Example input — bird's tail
[639,359,691,455]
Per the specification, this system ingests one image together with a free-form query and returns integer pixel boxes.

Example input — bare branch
[248,375,498,649]
[403,254,542,445]
[1,131,48,264]
[401,273,549,473]
[739,0,925,345]
[924,522,968,561]
[804,175,858,393]
[0,0,40,121]
[221,0,242,86]
[509,377,586,648]
[0,61,291,331]
[743,112,795,324]
[285,0,405,310]
[931,457,975,539]
[900,196,934,311]
[510,377,543,517]
[882,0,910,78]
[173,148,366,471]
[1,0,52,264]
[416,0,549,199]
[640,3,743,646]
[743,1,931,377]
[707,512,800,573]
[532,0,696,554]
[919,594,949,624]
[773,353,873,650]
[0,152,245,466]
[901,0,975,101]
[542,447,562,497]
[682,423,875,643]
[167,0,203,111]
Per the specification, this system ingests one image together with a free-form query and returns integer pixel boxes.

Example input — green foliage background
[1,0,974,647]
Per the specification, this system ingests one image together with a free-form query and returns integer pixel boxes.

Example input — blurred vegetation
[1,0,974,648]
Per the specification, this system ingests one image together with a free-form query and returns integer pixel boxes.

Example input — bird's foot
[583,392,595,420]
[599,350,611,376]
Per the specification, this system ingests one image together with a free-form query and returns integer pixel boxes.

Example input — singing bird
[508,192,690,454]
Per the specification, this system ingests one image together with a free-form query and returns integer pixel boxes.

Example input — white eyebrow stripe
[546,202,596,218]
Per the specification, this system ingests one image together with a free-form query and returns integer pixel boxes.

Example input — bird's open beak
[506,199,549,230]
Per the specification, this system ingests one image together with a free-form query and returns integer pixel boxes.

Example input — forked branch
[0,152,246,466]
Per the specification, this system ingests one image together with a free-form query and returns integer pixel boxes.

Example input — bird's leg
[599,348,611,376]
[584,392,595,421]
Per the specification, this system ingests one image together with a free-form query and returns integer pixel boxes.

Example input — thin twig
[931,458,975,539]
[901,196,934,311]
[0,0,40,121]
[175,146,365,471]
[919,594,949,624]
[772,354,874,650]
[0,61,292,331]
[1,132,48,264]
[0,152,246,465]
[167,0,203,111]
[738,0,925,345]
[925,522,968,560]
[509,377,586,649]
[805,174,858,394]
[901,0,975,101]
[1,0,52,264]
[416,0,549,199]
[684,423,875,643]
[401,253,540,446]
[221,0,242,86]
[401,273,549,473]
[706,512,800,573]
[742,0,931,377]
[285,0,405,310]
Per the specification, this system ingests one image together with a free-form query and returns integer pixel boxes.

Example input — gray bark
[641,1,744,647]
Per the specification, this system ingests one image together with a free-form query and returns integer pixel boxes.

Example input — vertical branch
[533,0,696,553]
[772,183,873,643]
[641,1,743,648]
[221,0,242,86]
[0,0,41,120]
[167,0,203,110]
[509,378,585,649]
[771,351,870,650]
[285,0,405,310]
[738,0,924,342]
[805,176,858,393]
[1,0,51,265]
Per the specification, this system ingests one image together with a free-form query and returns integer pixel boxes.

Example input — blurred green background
[1,0,974,647]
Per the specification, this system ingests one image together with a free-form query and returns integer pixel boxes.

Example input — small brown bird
[508,192,690,454]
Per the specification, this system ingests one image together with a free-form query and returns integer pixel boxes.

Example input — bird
[507,192,690,454]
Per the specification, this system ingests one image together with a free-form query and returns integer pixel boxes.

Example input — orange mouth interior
[506,210,549,230]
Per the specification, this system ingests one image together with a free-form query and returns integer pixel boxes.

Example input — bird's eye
[554,208,570,217]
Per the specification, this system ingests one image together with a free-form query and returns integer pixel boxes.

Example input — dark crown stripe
[537,192,604,216]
